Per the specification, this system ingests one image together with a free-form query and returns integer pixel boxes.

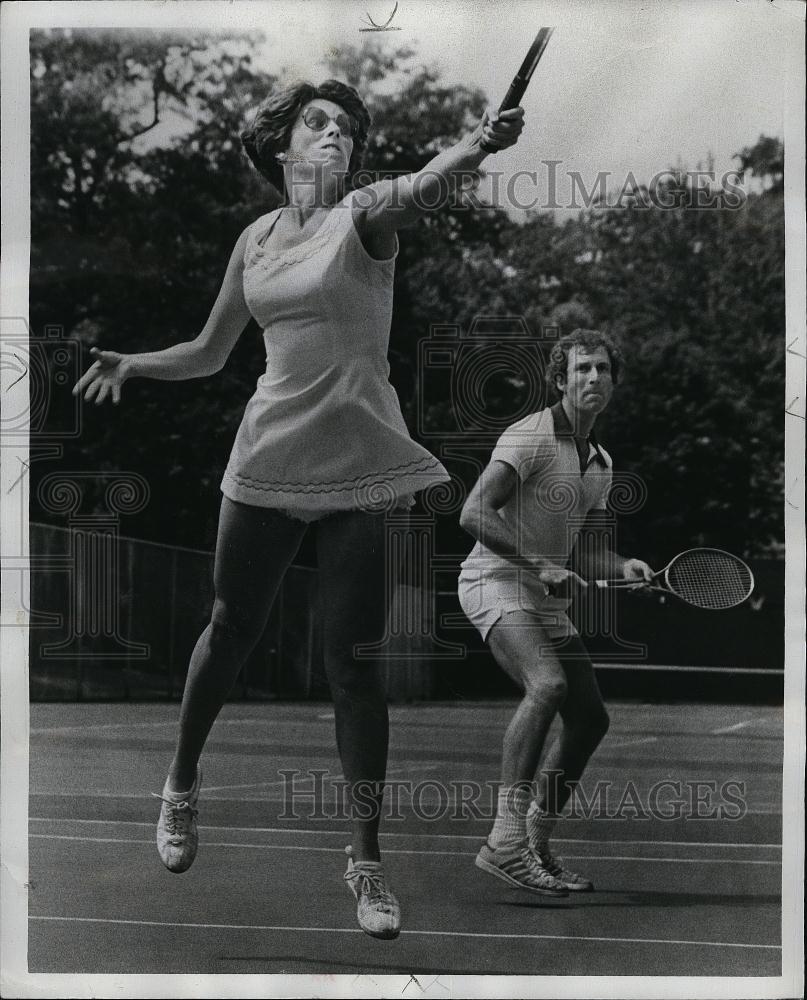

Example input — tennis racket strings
[665,550,754,610]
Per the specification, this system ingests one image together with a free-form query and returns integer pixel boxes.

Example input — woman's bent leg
[167,498,307,789]
[315,509,395,864]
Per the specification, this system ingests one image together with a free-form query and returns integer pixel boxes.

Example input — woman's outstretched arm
[353,107,525,237]
[72,227,253,405]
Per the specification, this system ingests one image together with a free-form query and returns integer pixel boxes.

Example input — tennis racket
[594,548,755,611]
[480,26,555,153]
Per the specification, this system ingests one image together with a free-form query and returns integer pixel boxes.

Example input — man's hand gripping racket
[594,548,755,611]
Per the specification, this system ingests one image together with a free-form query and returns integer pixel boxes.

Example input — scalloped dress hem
[220,467,448,520]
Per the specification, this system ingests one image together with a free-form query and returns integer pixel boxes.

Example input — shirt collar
[550,400,608,468]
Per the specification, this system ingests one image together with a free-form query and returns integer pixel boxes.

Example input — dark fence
[27,522,784,702]
[27,522,432,702]
[28,522,315,701]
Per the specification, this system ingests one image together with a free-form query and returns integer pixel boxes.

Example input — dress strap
[243,210,282,268]
[254,212,284,248]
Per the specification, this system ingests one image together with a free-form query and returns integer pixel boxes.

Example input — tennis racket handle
[594,575,661,591]
[499,77,530,112]
[593,578,649,590]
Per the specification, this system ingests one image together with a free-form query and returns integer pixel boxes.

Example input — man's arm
[459,460,588,597]
[577,510,654,584]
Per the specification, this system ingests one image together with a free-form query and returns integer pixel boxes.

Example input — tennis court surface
[28,700,783,976]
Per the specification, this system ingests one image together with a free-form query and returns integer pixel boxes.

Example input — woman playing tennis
[72,79,524,939]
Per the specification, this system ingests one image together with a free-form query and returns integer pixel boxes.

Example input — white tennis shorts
[457,569,577,642]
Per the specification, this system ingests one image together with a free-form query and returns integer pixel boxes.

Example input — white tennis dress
[221,191,450,518]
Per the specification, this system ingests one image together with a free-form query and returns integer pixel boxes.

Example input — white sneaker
[532,845,594,892]
[153,765,201,874]
[475,840,568,896]
[344,846,401,940]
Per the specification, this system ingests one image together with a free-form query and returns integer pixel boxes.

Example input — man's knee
[523,672,568,713]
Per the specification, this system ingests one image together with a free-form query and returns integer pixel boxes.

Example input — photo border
[2,2,804,997]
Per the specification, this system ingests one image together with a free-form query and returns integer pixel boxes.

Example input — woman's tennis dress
[221,192,449,519]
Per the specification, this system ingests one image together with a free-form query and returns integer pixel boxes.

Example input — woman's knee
[209,597,267,655]
[591,706,610,742]
[325,655,386,703]
[566,704,610,749]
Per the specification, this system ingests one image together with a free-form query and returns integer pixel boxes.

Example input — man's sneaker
[153,765,201,874]
[475,840,568,897]
[344,846,401,940]
[532,846,594,892]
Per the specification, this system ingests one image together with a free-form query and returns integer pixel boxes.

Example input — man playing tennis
[458,328,653,895]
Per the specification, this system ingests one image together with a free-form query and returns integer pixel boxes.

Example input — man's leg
[526,635,610,890]
[474,610,570,895]
[487,610,569,792]
[535,637,610,814]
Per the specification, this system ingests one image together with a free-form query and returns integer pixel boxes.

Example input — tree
[31,29,276,545]
[734,135,784,192]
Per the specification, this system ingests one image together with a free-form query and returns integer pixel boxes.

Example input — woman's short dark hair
[545,328,624,396]
[240,79,371,195]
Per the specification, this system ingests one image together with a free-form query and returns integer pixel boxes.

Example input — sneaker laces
[152,793,198,836]
[523,846,552,874]
[344,865,397,913]
[534,846,565,875]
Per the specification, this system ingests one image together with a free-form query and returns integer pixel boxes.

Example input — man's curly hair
[545,328,624,398]
[240,79,371,196]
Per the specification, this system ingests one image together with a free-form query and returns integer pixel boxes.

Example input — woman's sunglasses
[302,107,356,139]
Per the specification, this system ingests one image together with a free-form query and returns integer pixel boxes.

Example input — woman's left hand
[477,106,525,152]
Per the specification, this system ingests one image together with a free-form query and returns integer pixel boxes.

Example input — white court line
[711,720,754,735]
[31,720,177,735]
[31,715,782,736]
[25,792,786,815]
[203,763,439,793]
[29,718,277,735]
[28,834,783,864]
[27,765,442,799]
[28,914,782,950]
[26,818,783,850]
[604,737,658,749]
[30,716,350,736]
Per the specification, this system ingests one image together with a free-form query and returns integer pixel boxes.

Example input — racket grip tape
[499,77,531,112]
[592,578,650,589]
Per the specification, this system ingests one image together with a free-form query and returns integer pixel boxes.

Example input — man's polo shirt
[460,402,613,578]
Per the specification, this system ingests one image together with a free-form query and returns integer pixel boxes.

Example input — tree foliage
[30,31,785,562]
[734,134,784,192]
